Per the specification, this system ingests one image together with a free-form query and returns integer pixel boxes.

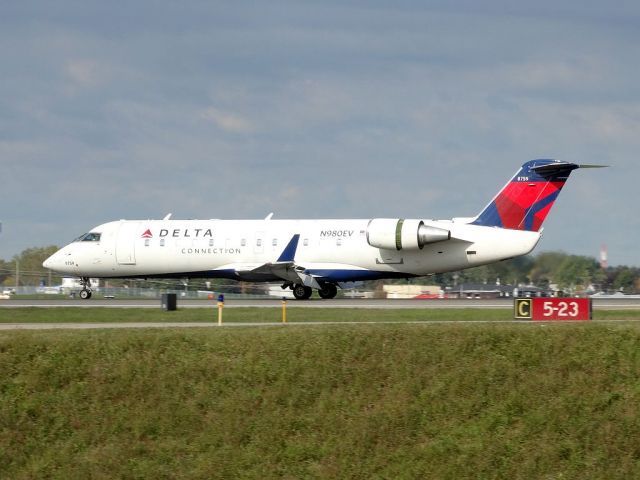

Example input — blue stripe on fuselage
[111,268,415,283]
[304,269,416,282]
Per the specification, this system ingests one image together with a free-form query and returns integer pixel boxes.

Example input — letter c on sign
[515,299,532,319]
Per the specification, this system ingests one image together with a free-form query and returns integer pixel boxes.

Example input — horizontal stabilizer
[530,162,608,176]
[529,162,579,175]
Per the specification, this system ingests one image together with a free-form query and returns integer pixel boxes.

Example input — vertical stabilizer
[471,159,581,232]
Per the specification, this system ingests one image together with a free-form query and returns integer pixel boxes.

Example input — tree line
[0,246,638,294]
[432,252,639,294]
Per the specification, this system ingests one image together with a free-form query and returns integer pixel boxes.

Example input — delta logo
[141,229,153,239]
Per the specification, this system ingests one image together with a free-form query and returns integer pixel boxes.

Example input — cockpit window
[74,232,101,242]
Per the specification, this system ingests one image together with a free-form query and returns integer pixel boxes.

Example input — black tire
[79,289,92,300]
[318,284,338,299]
[292,284,312,300]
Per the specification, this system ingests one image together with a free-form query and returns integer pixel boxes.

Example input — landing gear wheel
[318,284,338,299]
[292,284,313,300]
[79,277,92,300]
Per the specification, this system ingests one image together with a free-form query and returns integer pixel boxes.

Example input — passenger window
[144,239,150,247]
[209,239,214,247]
[241,239,247,247]
[303,238,309,247]
[272,239,277,247]
[160,239,165,247]
[257,239,262,247]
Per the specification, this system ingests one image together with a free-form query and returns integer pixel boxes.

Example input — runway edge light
[217,294,224,325]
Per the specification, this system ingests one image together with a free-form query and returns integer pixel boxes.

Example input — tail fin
[471,159,595,232]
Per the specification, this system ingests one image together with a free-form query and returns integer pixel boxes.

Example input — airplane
[43,159,603,300]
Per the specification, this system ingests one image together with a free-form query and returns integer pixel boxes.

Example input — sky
[1,1,639,266]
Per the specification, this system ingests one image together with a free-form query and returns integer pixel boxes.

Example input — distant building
[444,283,515,299]
[515,285,551,298]
[383,284,442,299]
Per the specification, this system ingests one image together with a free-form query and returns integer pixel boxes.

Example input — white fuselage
[43,218,542,283]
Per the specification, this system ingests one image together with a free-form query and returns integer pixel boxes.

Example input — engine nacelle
[366,218,451,251]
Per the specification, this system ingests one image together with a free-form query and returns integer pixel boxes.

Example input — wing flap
[218,261,322,289]
[262,262,322,289]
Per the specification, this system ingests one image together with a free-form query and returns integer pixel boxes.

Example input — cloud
[65,59,103,88]
[486,57,604,91]
[200,107,253,133]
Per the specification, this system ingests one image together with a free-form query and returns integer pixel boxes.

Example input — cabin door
[116,222,139,265]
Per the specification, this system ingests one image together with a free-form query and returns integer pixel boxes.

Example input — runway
[1,297,639,309]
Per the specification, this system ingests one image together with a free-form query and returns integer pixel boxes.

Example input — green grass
[0,307,514,324]
[3,323,640,478]
[1,307,640,324]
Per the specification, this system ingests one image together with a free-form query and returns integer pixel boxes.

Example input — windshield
[74,232,101,242]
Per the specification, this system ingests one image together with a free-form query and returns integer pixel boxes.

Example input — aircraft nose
[42,254,55,270]
[43,251,63,271]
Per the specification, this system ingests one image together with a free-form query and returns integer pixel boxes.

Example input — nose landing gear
[79,277,93,300]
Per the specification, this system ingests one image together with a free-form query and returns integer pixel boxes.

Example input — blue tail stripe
[523,190,561,230]
[473,202,503,228]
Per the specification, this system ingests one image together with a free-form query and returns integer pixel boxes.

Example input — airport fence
[2,286,275,300]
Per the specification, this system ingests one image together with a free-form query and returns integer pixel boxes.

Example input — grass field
[2,309,640,478]
[1,306,640,323]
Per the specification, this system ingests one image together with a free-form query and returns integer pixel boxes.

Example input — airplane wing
[214,261,322,289]
[213,234,322,289]
[249,261,322,289]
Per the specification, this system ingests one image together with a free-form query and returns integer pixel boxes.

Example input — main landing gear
[292,284,313,300]
[318,283,338,300]
[287,282,338,300]
[79,277,92,300]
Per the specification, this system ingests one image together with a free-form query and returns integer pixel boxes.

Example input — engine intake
[366,218,450,251]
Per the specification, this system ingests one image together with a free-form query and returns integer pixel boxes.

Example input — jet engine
[366,218,451,251]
